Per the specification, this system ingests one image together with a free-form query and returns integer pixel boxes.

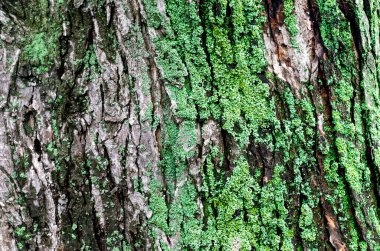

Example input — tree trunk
[0,0,379,250]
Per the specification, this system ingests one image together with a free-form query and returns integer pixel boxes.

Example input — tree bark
[0,0,379,250]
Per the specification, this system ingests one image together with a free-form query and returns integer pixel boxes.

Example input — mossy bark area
[0,0,379,250]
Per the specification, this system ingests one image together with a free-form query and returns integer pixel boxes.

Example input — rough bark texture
[0,0,379,250]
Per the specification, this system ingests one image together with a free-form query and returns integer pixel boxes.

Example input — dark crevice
[199,0,215,84]
[115,67,121,103]
[100,83,105,117]
[350,89,356,125]
[306,0,327,57]
[337,0,363,54]
[225,1,235,46]
[362,0,371,22]
[102,145,117,187]
[107,2,116,27]
[23,110,36,136]
[294,191,306,247]
[267,0,284,19]
[33,138,42,157]
[213,2,222,16]
[220,129,231,171]
[1,1,26,20]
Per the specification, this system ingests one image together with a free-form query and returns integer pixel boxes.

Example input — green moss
[299,203,317,243]
[106,230,125,250]
[316,0,380,246]
[140,0,380,249]
[200,158,258,249]
[23,32,55,74]
[259,165,294,250]
[202,0,273,145]
[148,178,169,234]
[283,0,298,47]
[14,225,33,250]
[20,0,67,74]
[199,157,295,250]
[174,183,203,249]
